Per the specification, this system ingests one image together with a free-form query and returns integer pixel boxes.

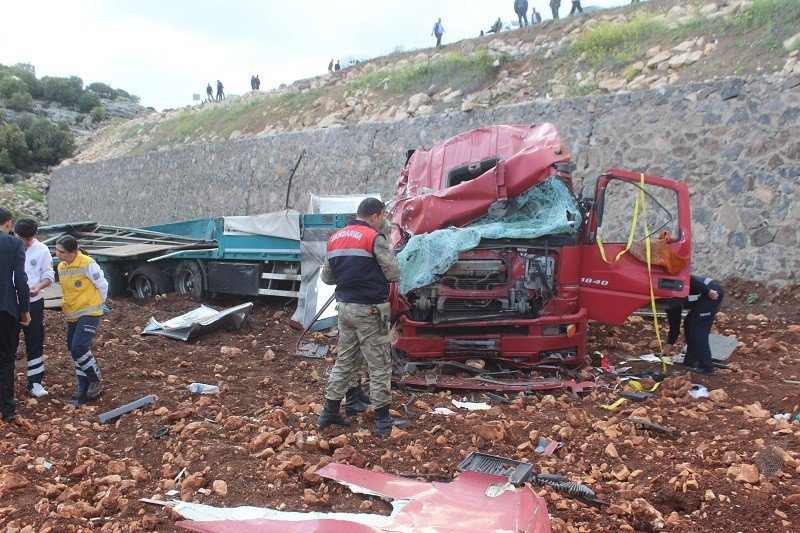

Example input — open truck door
[579,169,691,324]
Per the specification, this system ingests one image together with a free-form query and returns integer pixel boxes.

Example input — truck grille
[438,260,506,290]
[440,298,506,313]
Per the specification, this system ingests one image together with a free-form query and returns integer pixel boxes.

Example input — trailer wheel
[130,265,174,300]
[174,260,208,301]
[98,262,126,297]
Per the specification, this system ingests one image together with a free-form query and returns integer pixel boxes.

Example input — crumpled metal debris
[142,303,253,342]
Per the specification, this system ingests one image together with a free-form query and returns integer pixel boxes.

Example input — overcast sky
[2,0,629,111]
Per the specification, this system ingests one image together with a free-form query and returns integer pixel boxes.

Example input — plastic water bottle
[187,383,220,394]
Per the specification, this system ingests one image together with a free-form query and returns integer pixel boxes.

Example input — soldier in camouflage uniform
[317,198,411,436]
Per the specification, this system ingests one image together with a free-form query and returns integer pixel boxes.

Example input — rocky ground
[0,279,798,532]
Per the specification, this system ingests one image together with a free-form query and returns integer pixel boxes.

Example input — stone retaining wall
[49,75,800,285]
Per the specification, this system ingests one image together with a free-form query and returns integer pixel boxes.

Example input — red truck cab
[390,125,691,368]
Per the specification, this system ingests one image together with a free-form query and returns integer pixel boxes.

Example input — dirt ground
[1,278,799,532]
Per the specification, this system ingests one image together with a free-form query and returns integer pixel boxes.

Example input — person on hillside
[317,198,411,437]
[531,7,542,24]
[514,0,529,27]
[206,84,213,101]
[216,80,225,100]
[328,59,334,73]
[570,0,584,15]
[661,275,725,376]
[14,218,54,398]
[488,17,503,34]
[550,0,561,19]
[254,74,261,90]
[432,18,445,48]
[250,75,256,90]
[334,60,341,71]
[54,235,108,406]
[0,207,31,424]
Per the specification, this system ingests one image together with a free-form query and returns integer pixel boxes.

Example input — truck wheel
[174,260,208,301]
[130,265,174,300]
[98,262,126,297]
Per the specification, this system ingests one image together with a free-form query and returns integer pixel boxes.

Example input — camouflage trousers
[325,302,392,409]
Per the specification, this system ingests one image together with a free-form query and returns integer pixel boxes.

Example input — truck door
[579,169,691,324]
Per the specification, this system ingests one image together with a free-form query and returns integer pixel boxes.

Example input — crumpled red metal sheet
[177,463,551,533]
[391,124,570,245]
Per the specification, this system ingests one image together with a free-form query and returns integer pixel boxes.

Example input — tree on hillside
[0,75,27,98]
[77,91,101,113]
[2,63,43,98]
[41,75,84,106]
[6,91,33,112]
[24,118,75,166]
[87,82,117,99]
[0,121,28,173]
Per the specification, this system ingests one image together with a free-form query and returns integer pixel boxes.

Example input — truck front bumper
[394,308,589,368]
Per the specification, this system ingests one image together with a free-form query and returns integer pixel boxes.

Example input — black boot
[317,399,350,428]
[374,404,410,436]
[345,383,371,416]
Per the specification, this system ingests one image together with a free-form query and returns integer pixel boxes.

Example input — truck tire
[130,265,174,300]
[98,262,126,297]
[174,260,208,301]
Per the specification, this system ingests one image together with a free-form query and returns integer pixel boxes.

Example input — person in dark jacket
[570,0,584,15]
[317,198,410,436]
[0,207,31,423]
[254,74,260,90]
[488,17,503,34]
[662,275,725,375]
[206,83,213,101]
[531,7,542,24]
[216,80,224,100]
[514,0,529,27]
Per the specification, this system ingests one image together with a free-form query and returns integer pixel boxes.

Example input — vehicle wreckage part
[395,372,562,393]
[531,474,609,507]
[99,395,155,424]
[456,452,535,486]
[458,452,608,507]
[397,176,581,294]
[627,417,681,437]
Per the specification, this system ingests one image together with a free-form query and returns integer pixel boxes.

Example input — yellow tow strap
[596,173,666,371]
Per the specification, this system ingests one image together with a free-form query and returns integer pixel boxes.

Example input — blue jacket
[0,232,30,320]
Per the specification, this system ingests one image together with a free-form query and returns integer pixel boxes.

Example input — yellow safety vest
[58,252,103,322]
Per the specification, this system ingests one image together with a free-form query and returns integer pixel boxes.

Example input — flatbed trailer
[40,212,353,301]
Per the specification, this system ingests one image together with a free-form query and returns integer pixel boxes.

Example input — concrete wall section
[49,76,799,285]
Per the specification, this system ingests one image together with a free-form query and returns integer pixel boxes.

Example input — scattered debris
[535,437,564,456]
[627,418,681,438]
[187,383,220,395]
[174,462,551,532]
[142,302,253,341]
[98,395,155,424]
[451,399,491,411]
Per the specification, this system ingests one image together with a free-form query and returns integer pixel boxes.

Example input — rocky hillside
[0,67,149,220]
[74,0,800,166]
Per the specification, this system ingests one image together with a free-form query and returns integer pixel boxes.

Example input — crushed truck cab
[390,125,691,368]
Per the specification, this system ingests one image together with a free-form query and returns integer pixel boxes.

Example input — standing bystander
[550,0,561,19]
[514,0,529,27]
[13,218,54,397]
[432,18,445,47]
[0,207,31,424]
